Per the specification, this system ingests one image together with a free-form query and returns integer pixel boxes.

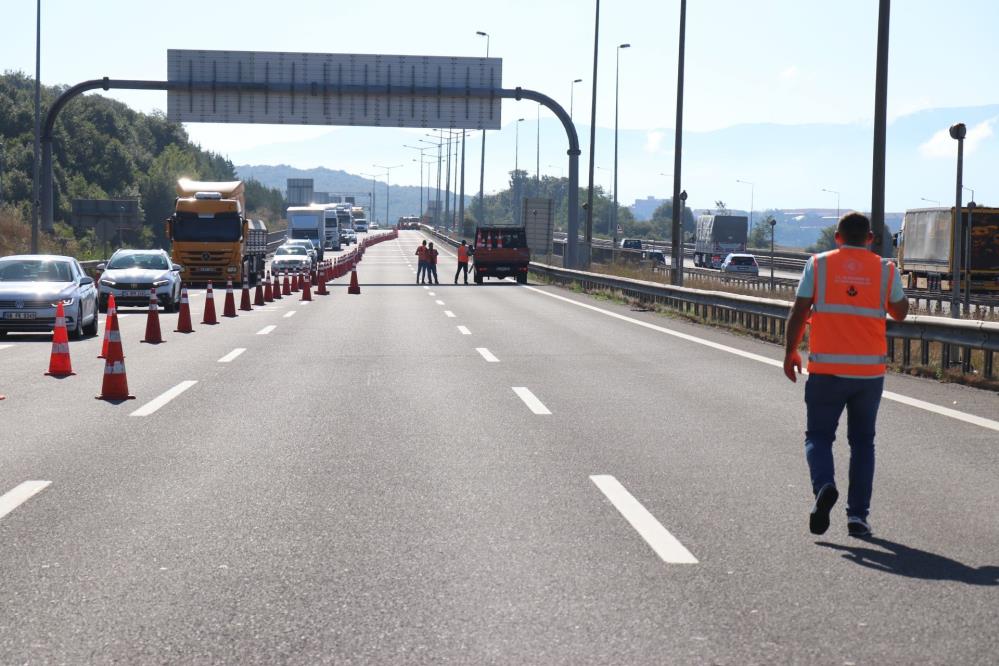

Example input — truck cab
[472,225,531,284]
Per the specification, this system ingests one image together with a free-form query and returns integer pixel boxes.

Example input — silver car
[0,254,99,338]
[271,245,312,274]
[720,253,761,277]
[96,249,183,312]
[283,239,318,266]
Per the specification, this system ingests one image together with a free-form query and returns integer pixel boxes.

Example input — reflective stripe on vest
[807,249,893,376]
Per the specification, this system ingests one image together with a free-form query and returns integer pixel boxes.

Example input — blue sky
[3,0,998,209]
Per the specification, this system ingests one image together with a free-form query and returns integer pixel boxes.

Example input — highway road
[1,230,997,664]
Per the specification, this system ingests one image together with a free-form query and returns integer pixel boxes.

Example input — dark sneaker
[809,483,839,535]
[847,517,872,538]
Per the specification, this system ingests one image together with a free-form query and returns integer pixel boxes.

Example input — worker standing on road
[427,242,440,285]
[783,212,908,538]
[416,240,428,284]
[454,240,470,285]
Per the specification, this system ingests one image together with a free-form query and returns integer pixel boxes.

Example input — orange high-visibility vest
[458,245,469,262]
[808,247,895,376]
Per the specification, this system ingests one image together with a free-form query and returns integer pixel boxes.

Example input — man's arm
[783,297,813,382]
[887,297,908,321]
[885,262,908,321]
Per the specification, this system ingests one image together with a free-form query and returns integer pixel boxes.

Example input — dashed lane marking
[436,300,445,305]
[476,347,499,363]
[457,326,471,335]
[523,286,999,434]
[512,387,551,415]
[590,475,698,564]
[0,481,52,521]
[444,310,456,318]
[218,348,246,363]
[257,325,277,335]
[283,311,297,319]
[0,344,12,351]
[130,380,197,417]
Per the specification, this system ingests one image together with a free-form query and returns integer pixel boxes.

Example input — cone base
[95,394,136,401]
[174,329,195,334]
[45,371,76,377]
[140,340,166,344]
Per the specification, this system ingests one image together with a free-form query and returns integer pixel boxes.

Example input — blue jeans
[417,260,427,282]
[804,374,884,520]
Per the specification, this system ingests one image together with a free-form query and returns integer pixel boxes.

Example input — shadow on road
[816,537,999,585]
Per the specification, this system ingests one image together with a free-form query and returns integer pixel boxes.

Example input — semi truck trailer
[897,206,999,292]
[694,215,749,269]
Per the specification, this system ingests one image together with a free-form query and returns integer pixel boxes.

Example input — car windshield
[277,247,307,256]
[107,253,169,270]
[0,258,74,282]
[171,212,242,242]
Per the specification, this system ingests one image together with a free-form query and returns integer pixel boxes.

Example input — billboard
[167,50,502,130]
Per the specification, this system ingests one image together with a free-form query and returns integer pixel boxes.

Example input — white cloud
[645,130,665,153]
[919,117,997,159]
[779,66,800,81]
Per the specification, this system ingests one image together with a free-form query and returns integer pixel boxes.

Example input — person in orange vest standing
[454,240,470,285]
[415,240,428,284]
[426,242,440,285]
[783,212,908,538]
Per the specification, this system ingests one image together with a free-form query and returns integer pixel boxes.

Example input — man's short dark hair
[838,212,871,246]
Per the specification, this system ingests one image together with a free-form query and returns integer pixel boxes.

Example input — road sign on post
[167,50,502,130]
[523,197,554,259]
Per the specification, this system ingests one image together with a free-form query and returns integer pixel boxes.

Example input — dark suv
[620,238,643,250]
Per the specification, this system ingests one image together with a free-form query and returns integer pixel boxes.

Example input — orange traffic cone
[348,269,361,295]
[255,275,266,305]
[202,282,219,325]
[316,266,329,296]
[96,304,134,401]
[283,272,291,295]
[142,288,164,344]
[99,293,117,358]
[301,272,312,301]
[45,301,75,376]
[291,271,300,292]
[175,285,194,333]
[223,280,238,318]
[273,273,283,300]
[239,276,252,311]
[263,272,273,302]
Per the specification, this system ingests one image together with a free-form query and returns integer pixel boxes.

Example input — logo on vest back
[846,285,858,297]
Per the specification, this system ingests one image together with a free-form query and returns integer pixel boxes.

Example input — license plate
[496,266,510,271]
[193,268,216,274]
[3,312,37,320]
[123,290,147,297]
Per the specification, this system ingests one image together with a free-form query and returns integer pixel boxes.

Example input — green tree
[807,225,837,253]
[749,216,773,248]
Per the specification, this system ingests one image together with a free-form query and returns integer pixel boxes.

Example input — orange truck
[166,179,268,285]
[472,225,531,284]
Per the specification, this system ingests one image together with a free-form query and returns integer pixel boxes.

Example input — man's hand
[784,350,802,383]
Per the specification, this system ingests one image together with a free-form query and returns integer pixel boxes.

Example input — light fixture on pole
[821,188,840,219]
[612,43,631,244]
[476,30,490,227]
[736,179,754,235]
[570,78,582,121]
[373,164,403,231]
[515,118,525,225]
[919,197,941,206]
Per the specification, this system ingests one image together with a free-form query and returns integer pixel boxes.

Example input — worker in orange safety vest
[784,212,908,539]
[454,240,470,285]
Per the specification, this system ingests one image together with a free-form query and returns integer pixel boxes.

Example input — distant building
[630,196,666,221]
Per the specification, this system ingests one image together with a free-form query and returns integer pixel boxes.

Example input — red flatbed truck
[472,225,531,284]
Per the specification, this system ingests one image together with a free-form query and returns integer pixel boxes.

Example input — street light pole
[821,188,840,219]
[584,0,601,266]
[373,164,403,231]
[476,31,490,227]
[570,78,582,121]
[671,0,687,285]
[515,117,525,225]
[613,43,630,246]
[871,0,891,258]
[769,216,777,291]
[736,179,754,237]
[949,122,966,319]
[31,0,42,252]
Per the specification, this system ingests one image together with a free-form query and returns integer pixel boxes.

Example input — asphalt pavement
[1,230,996,664]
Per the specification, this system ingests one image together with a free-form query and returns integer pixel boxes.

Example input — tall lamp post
[373,164,403,230]
[360,173,377,225]
[948,122,966,319]
[736,179,754,236]
[476,30,490,227]
[821,188,840,219]
[670,0,687,284]
[31,0,42,252]
[570,78,582,121]
[403,144,432,218]
[514,117,525,224]
[584,0,602,266]
[612,43,631,243]
[768,216,777,291]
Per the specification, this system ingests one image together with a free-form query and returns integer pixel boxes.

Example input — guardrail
[422,225,997,381]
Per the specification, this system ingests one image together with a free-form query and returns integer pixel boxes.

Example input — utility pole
[671,0,687,285]
[949,123,966,319]
[584,0,601,266]
[31,0,42,252]
[476,31,490,227]
[870,0,891,258]
[458,131,467,236]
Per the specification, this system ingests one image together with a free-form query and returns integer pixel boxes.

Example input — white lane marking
[476,347,499,363]
[523,285,999,433]
[457,325,471,335]
[0,344,12,351]
[436,300,445,305]
[444,310,456,318]
[428,292,436,296]
[283,311,297,319]
[423,286,429,290]
[590,475,698,564]
[0,481,52,521]
[512,387,551,415]
[218,348,246,363]
[257,325,277,335]
[130,380,197,417]
[300,301,311,306]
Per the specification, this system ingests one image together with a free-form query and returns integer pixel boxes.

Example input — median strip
[0,481,52,521]
[129,380,197,417]
[590,475,698,564]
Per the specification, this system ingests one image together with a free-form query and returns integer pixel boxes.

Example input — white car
[283,239,318,266]
[720,253,760,277]
[271,245,312,274]
[0,254,99,338]
[369,222,380,230]
[97,249,183,312]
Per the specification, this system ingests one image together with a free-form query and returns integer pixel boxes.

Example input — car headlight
[153,279,170,287]
[51,297,75,307]
[100,278,116,286]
